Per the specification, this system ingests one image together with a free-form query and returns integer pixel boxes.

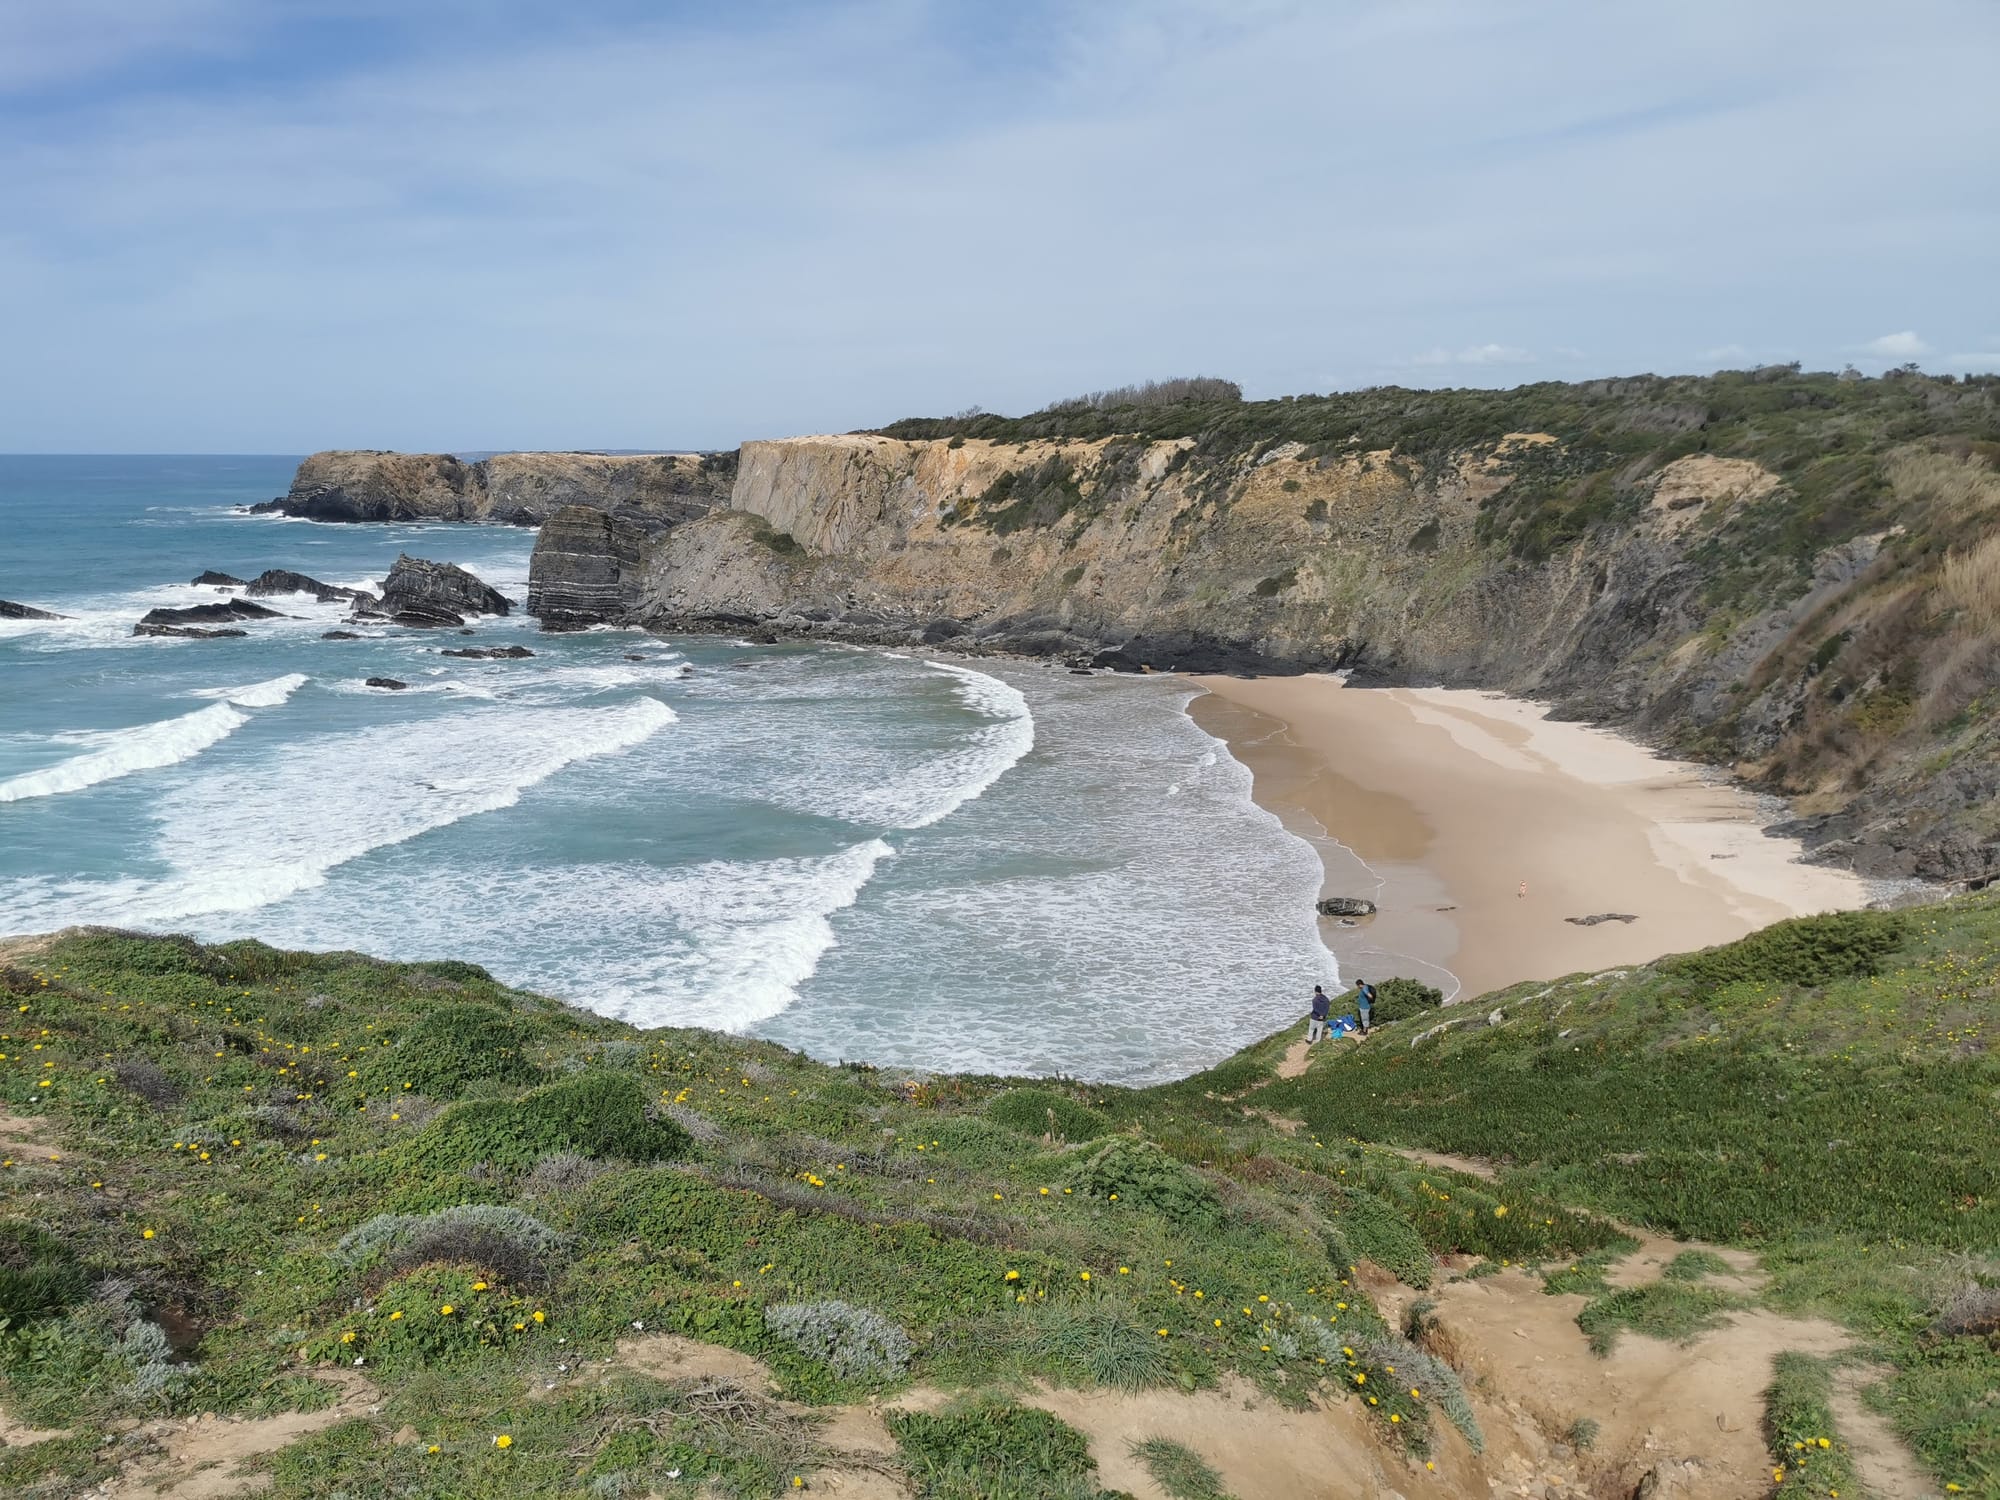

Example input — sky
[2,0,1997,452]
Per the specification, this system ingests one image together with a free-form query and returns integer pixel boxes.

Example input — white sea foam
[191,673,309,708]
[127,695,677,920]
[814,661,1035,831]
[0,702,248,802]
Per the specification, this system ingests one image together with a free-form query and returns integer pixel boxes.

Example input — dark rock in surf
[134,599,287,636]
[244,569,378,606]
[141,626,249,639]
[0,599,66,620]
[190,571,247,587]
[440,645,535,659]
[322,630,362,640]
[378,554,511,628]
[364,677,409,690]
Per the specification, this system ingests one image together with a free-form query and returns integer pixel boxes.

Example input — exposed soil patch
[98,1369,377,1500]
[1829,1364,1936,1500]
[1385,1144,1500,1181]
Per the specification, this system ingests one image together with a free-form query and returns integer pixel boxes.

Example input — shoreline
[1188,674,1873,1004]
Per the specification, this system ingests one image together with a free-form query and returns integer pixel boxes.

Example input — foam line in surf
[191,673,309,708]
[0,702,248,803]
[122,695,678,921]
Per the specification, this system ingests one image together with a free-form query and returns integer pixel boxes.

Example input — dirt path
[1273,1038,1313,1079]
[98,1370,379,1500]
[0,1109,64,1164]
[1829,1365,1938,1500]
[1383,1144,1499,1181]
[1602,1229,1766,1296]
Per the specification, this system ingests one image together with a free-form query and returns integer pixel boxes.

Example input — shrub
[379,1002,539,1098]
[985,1088,1109,1144]
[1660,909,1905,991]
[413,1073,690,1169]
[764,1300,913,1381]
[1661,1249,1733,1282]
[0,1222,87,1323]
[338,1204,568,1278]
[1065,1138,1218,1226]
[1369,978,1445,1026]
[1359,1332,1482,1452]
[518,1151,612,1199]
[112,1058,183,1111]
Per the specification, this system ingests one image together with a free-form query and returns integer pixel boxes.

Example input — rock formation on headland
[282,368,2000,881]
[525,505,648,629]
[374,554,512,627]
[251,449,736,527]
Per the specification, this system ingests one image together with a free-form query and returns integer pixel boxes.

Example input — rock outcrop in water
[134,599,287,637]
[190,571,247,587]
[526,505,649,628]
[1,599,66,620]
[243,569,378,606]
[254,450,736,527]
[374,554,511,628]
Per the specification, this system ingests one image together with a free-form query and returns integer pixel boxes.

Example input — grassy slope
[1,909,1995,1497]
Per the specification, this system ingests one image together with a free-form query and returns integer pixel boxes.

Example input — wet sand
[1188,676,1868,1003]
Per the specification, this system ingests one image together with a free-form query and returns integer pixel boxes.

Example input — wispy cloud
[1,0,1997,449]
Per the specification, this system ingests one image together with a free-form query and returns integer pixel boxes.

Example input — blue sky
[2,0,1997,452]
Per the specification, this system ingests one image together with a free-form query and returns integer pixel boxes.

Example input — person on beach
[1307,984,1331,1043]
[1353,979,1376,1036]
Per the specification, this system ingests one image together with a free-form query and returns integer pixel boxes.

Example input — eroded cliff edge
[254,449,737,526]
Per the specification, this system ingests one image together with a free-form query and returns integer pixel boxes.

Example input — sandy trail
[96,1370,378,1500]
[1829,1365,1938,1500]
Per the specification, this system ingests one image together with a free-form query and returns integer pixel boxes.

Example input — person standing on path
[1307,984,1331,1043]
[1354,979,1376,1036]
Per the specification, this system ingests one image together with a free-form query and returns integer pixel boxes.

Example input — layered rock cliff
[526,506,648,629]
[255,449,736,527]
[628,371,2000,882]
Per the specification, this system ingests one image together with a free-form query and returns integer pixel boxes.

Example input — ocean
[0,456,1336,1082]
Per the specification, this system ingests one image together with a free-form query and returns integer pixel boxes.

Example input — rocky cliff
[254,449,735,527]
[526,505,648,629]
[629,371,2000,882]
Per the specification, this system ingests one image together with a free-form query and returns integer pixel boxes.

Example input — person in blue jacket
[1353,979,1377,1036]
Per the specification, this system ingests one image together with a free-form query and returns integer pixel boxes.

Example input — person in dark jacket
[1353,980,1376,1036]
[1307,984,1331,1043]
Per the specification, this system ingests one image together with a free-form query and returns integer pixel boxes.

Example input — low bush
[379,1002,540,1098]
[1369,978,1445,1027]
[413,1074,690,1170]
[764,1300,913,1381]
[0,1222,87,1324]
[985,1088,1109,1144]
[1129,1436,1229,1500]
[1026,1303,1174,1391]
[1575,1284,1736,1355]
[338,1204,569,1283]
[1065,1138,1219,1226]
[1659,909,1905,990]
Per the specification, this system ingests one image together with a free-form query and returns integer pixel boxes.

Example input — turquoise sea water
[0,457,1336,1082]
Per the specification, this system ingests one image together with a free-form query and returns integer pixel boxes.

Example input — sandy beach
[1188,675,1870,1003]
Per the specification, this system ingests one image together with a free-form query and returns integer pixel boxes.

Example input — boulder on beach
[0,599,66,620]
[364,677,409,690]
[1565,913,1639,926]
[190,570,247,587]
[377,554,511,628]
[1316,896,1378,917]
[134,599,286,636]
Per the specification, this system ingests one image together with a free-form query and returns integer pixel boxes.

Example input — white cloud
[1408,344,1537,367]
[1862,330,1930,358]
[1,0,1998,448]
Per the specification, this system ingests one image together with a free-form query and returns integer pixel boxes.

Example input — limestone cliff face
[257,450,735,527]
[642,432,1691,687]
[634,428,2000,883]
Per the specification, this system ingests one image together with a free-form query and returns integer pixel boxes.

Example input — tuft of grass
[1565,1416,1599,1452]
[1576,1284,1738,1356]
[889,1398,1115,1500]
[1130,1435,1233,1500]
[1026,1304,1174,1391]
[1661,1249,1733,1282]
[1762,1354,1860,1498]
